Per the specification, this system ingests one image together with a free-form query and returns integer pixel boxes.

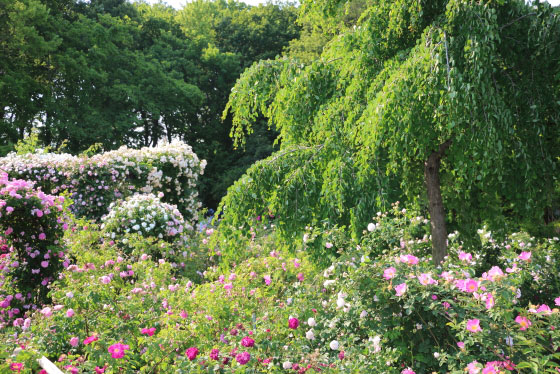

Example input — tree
[220,0,560,263]
[175,0,302,208]
[0,0,61,152]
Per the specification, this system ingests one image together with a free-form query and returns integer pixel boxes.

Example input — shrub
[0,141,206,221]
[2,224,317,373]
[284,227,560,373]
[0,172,69,320]
[101,193,189,250]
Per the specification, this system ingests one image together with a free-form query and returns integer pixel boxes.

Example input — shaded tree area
[220,0,560,263]
[0,0,302,208]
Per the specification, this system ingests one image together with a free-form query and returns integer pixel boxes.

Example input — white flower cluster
[0,141,205,221]
[102,193,190,244]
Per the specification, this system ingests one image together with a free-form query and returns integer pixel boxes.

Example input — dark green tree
[0,0,61,152]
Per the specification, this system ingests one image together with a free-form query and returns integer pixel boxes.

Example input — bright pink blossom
[458,251,473,262]
[481,363,499,374]
[288,318,299,329]
[394,282,407,297]
[241,336,255,347]
[400,254,419,265]
[210,348,220,360]
[9,363,24,372]
[536,304,552,315]
[108,343,130,359]
[466,319,482,333]
[465,279,479,293]
[383,267,396,280]
[84,335,98,345]
[515,315,531,330]
[466,361,481,374]
[235,351,251,365]
[186,347,199,361]
[518,251,531,261]
[141,327,156,336]
[263,275,271,286]
[485,293,494,310]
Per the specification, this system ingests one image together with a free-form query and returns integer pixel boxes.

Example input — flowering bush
[101,194,190,251]
[0,173,69,318]
[2,203,560,374]
[285,218,560,373]
[1,223,319,373]
[0,141,205,221]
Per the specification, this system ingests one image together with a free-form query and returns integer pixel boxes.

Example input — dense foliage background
[0,0,310,208]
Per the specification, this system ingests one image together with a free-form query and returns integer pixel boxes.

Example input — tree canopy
[0,0,302,208]
[220,0,560,263]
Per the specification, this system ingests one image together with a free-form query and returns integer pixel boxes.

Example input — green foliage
[220,0,560,260]
[4,207,560,373]
[2,0,303,208]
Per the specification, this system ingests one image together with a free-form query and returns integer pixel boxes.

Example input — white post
[37,356,65,374]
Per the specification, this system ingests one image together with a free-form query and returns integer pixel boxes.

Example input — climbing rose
[288,317,299,329]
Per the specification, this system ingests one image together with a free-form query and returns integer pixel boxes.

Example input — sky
[146,0,269,8]
[147,0,560,10]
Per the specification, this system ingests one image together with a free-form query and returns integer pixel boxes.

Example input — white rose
[367,223,376,232]
[282,361,292,369]
[307,317,316,327]
[336,298,345,308]
[306,329,315,340]
[329,340,339,350]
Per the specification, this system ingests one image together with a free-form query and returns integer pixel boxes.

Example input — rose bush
[0,141,205,221]
[0,172,70,318]
[101,193,190,251]
[2,202,560,374]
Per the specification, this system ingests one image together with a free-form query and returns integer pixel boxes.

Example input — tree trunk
[424,140,452,265]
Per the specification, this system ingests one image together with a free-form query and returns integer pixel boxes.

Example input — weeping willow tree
[219,0,560,264]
